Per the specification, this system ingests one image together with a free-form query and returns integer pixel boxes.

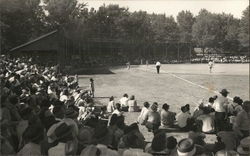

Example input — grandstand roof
[9,30,58,52]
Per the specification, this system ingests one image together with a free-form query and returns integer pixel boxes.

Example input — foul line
[138,66,233,101]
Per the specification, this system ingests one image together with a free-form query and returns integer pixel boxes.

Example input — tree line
[0,0,249,56]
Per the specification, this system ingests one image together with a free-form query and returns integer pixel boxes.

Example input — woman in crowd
[128,95,138,112]
[137,102,150,125]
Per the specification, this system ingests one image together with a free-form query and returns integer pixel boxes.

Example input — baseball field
[78,63,249,143]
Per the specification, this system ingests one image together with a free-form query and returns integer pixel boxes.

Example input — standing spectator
[144,102,161,132]
[89,78,95,98]
[128,95,138,112]
[160,103,176,128]
[213,89,230,132]
[233,101,250,139]
[155,61,161,74]
[107,96,115,113]
[120,94,129,111]
[137,102,150,125]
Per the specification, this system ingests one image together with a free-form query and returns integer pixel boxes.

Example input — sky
[79,0,249,19]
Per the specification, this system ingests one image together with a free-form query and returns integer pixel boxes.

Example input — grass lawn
[78,63,249,143]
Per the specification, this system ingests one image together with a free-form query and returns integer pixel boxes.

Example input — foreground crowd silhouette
[0,55,249,156]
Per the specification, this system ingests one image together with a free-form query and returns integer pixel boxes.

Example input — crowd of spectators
[1,54,250,156]
[191,55,250,64]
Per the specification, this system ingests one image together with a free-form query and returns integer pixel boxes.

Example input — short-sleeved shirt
[213,95,229,112]
[176,112,191,128]
[160,110,176,127]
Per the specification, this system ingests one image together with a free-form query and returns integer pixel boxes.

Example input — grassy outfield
[78,63,249,143]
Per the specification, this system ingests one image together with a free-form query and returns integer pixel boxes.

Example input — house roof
[10,30,58,52]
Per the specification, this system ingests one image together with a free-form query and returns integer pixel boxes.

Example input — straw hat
[177,138,196,156]
[237,137,250,155]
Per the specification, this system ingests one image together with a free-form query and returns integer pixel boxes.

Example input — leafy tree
[238,6,249,50]
[0,0,46,51]
[177,10,195,43]
[192,9,219,55]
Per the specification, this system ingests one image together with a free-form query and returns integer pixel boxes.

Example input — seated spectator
[17,124,44,156]
[193,100,204,119]
[204,97,215,108]
[122,132,151,156]
[118,123,145,154]
[88,124,119,156]
[48,122,77,156]
[228,96,243,116]
[143,102,161,132]
[76,125,94,155]
[237,136,250,156]
[233,101,250,139]
[160,103,176,128]
[107,96,115,113]
[112,103,123,116]
[146,132,177,156]
[188,130,206,146]
[196,107,215,133]
[176,105,193,131]
[120,94,129,111]
[128,95,139,112]
[137,102,150,125]
[217,129,238,151]
[177,138,205,156]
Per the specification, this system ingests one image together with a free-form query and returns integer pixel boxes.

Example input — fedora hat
[220,89,229,94]
[177,138,196,156]
[237,136,250,155]
[47,121,72,143]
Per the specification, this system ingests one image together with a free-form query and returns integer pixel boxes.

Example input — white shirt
[137,107,149,124]
[48,143,66,156]
[213,95,229,112]
[107,101,115,113]
[156,62,161,66]
[176,112,191,128]
[120,97,128,107]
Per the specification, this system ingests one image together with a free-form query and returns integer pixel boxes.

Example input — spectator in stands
[112,103,123,116]
[196,107,215,133]
[177,138,206,156]
[137,102,150,125]
[48,122,76,156]
[146,132,177,155]
[176,105,193,131]
[107,96,115,113]
[233,101,250,139]
[144,102,161,132]
[128,95,139,112]
[160,103,176,128]
[17,124,44,156]
[237,136,250,156]
[120,94,129,111]
[213,89,230,132]
[228,96,243,116]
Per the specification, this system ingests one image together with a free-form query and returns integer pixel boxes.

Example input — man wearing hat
[213,89,230,132]
[237,136,250,155]
[177,138,206,156]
